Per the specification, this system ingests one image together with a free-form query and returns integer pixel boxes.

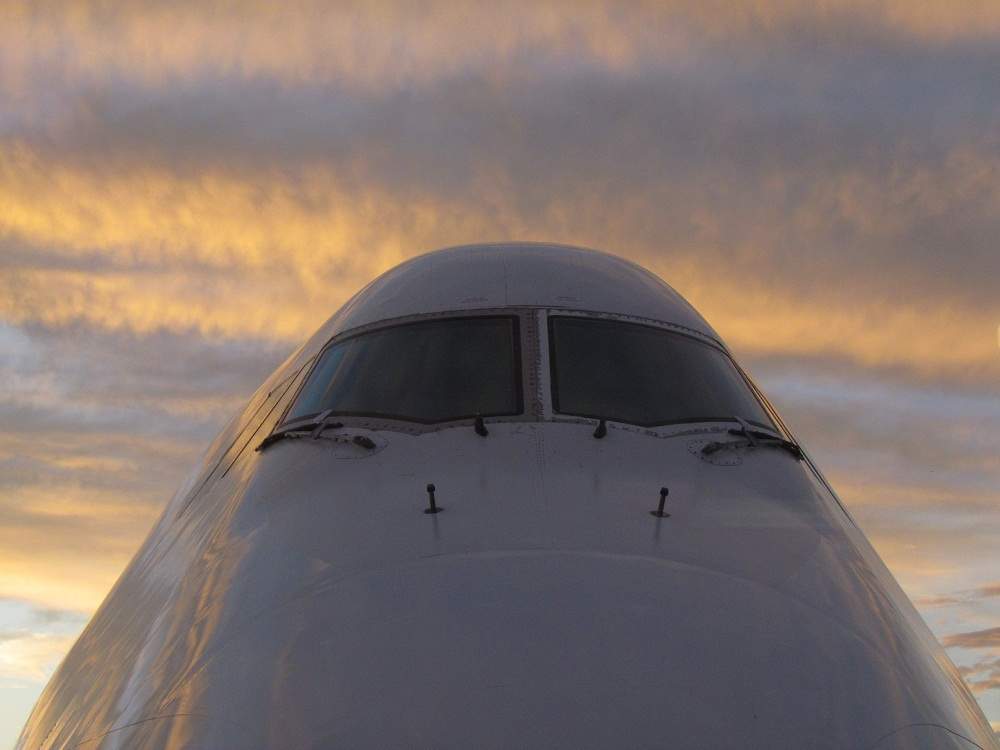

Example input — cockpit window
[549,316,775,429]
[285,316,522,424]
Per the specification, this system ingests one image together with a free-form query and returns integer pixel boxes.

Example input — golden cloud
[828,475,1000,511]
[0,143,410,277]
[829,473,1000,611]
[0,484,159,613]
[2,141,998,383]
[667,260,1000,379]
[5,258,998,384]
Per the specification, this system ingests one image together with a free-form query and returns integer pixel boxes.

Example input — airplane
[18,243,998,749]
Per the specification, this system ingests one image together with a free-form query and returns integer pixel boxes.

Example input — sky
[0,0,998,745]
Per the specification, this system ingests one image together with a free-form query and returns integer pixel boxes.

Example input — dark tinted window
[287,317,521,423]
[549,316,773,428]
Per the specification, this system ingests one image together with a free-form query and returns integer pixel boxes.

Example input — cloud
[943,627,1000,650]
[915,583,1000,608]
[0,598,86,687]
[0,631,78,685]
[0,481,161,612]
[0,322,289,421]
[770,378,1000,498]
[5,52,999,299]
[1,150,997,382]
[827,473,999,608]
[1,11,998,383]
[975,584,1000,599]
[0,323,273,615]
[2,0,999,104]
[959,657,1000,694]
[916,595,962,608]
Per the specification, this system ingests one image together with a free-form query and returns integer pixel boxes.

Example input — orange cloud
[0,143,411,276]
[0,482,159,612]
[3,140,998,384]
[664,260,1000,380]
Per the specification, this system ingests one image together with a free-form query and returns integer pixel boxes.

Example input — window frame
[546,314,776,431]
[277,313,526,427]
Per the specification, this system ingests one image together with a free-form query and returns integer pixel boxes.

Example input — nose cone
[179,551,976,749]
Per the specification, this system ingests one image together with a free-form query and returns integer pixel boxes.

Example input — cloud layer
[1,0,998,743]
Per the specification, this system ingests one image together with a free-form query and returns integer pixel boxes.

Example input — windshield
[285,316,522,424]
[548,316,774,429]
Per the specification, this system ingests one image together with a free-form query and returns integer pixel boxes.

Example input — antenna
[650,487,670,518]
[424,483,442,514]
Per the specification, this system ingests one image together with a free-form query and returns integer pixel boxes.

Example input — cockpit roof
[307,243,720,349]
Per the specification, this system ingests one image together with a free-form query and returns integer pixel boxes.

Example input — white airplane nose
[168,551,982,750]
[19,245,995,749]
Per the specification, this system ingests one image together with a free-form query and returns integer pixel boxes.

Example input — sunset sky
[1,1,999,745]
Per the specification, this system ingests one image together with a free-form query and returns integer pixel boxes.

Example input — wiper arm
[256,409,344,452]
[702,417,803,460]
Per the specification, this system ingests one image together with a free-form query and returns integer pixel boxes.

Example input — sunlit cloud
[0,480,161,612]
[0,632,78,686]
[0,599,86,689]
[2,146,997,382]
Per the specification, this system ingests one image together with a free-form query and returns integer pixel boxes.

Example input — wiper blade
[702,417,803,460]
[256,410,344,452]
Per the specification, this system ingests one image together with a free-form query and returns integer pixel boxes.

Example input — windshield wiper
[702,416,803,460]
[256,409,345,452]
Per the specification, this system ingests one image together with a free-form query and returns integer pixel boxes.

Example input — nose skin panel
[98,426,988,750]
[164,553,953,750]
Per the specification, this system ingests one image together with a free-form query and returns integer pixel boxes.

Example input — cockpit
[279,310,777,434]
